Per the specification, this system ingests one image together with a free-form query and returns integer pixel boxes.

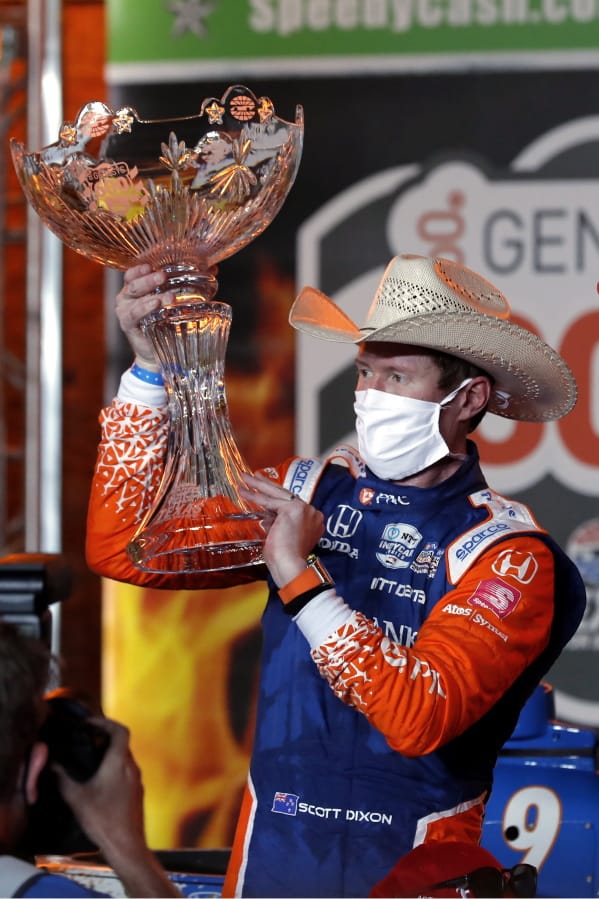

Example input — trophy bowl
[11,85,304,573]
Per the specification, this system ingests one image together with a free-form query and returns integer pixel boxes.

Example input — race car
[482,682,599,897]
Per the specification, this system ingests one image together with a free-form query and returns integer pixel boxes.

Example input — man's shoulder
[447,487,548,583]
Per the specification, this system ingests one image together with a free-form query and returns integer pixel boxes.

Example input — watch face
[308,556,333,586]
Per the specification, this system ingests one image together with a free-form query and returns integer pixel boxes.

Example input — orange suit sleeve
[86,399,262,589]
[306,535,555,756]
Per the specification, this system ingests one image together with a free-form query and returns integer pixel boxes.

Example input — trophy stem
[157,263,219,303]
[126,301,266,573]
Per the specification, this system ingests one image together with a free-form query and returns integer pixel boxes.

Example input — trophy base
[126,511,266,574]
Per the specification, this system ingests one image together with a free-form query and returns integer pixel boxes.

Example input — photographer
[0,620,181,898]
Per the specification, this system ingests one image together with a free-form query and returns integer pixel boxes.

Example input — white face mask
[354,379,473,481]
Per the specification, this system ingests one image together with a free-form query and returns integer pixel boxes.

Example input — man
[0,620,181,897]
[86,254,586,898]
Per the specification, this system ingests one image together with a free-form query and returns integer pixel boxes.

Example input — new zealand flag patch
[272,792,299,815]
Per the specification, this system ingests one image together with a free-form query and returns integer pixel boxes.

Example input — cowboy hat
[289,254,577,422]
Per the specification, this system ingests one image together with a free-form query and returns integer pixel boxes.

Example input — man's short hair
[430,349,494,431]
[0,622,53,799]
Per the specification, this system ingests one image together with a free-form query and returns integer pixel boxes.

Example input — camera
[0,552,72,645]
[40,689,110,782]
[23,689,111,855]
[0,553,110,854]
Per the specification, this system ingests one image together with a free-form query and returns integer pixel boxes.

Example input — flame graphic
[102,579,265,848]
[102,258,296,849]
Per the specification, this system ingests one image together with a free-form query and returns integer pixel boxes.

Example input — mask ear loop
[440,378,475,464]
[440,377,474,408]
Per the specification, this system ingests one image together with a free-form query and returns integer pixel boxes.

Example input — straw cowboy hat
[289,254,577,423]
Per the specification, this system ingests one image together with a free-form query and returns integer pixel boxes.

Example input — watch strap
[282,584,334,617]
[278,566,325,605]
[278,554,334,606]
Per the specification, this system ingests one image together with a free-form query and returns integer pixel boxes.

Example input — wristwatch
[306,553,335,587]
[278,553,335,610]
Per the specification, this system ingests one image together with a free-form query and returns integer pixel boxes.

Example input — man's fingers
[241,472,301,505]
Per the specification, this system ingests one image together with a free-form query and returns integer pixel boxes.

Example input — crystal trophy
[11,85,304,573]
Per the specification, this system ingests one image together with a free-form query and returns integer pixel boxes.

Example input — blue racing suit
[86,395,586,898]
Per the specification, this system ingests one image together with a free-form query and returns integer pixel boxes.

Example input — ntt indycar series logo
[376,523,423,570]
[272,792,393,825]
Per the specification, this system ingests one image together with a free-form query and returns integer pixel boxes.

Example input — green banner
[107,0,599,73]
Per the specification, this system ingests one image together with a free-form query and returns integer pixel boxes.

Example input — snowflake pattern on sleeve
[95,400,169,524]
[311,610,446,711]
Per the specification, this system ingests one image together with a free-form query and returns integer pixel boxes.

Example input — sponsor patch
[372,616,418,647]
[375,492,410,506]
[428,550,444,580]
[326,505,362,539]
[359,487,375,505]
[442,603,472,616]
[492,548,539,584]
[370,578,425,605]
[272,792,299,815]
[455,522,510,562]
[472,612,509,642]
[467,578,522,619]
[318,536,359,558]
[288,458,317,497]
[411,541,439,575]
[376,522,422,570]
[359,487,409,507]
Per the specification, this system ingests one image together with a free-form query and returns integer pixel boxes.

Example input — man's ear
[462,376,492,419]
[23,742,48,805]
